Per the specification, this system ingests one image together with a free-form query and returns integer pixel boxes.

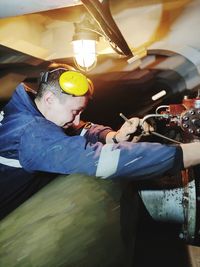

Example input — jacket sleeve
[66,120,113,144]
[19,118,183,180]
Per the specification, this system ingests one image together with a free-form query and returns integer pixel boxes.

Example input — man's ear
[43,91,55,106]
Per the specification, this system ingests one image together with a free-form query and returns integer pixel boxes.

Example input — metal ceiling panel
[0,0,82,18]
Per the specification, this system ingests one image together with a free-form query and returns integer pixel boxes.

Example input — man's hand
[117,117,141,142]
[106,117,154,144]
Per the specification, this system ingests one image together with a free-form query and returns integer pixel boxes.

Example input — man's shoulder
[24,116,63,134]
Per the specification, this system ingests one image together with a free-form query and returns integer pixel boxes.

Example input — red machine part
[159,97,200,138]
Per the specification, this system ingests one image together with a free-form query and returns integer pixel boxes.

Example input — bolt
[183,116,189,121]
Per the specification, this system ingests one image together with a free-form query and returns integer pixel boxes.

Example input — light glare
[72,39,97,69]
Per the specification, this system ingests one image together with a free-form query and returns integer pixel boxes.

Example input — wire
[155,105,169,114]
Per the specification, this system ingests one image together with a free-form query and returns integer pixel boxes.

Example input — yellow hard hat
[59,71,93,96]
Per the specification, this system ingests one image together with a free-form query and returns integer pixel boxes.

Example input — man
[0,65,199,219]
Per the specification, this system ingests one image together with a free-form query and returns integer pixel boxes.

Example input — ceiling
[1,0,199,64]
[0,0,200,121]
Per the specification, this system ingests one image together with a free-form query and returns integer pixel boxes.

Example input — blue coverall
[0,84,183,218]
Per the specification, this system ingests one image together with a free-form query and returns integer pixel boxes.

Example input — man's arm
[70,117,153,144]
[20,117,200,181]
[19,118,182,180]
[181,142,200,168]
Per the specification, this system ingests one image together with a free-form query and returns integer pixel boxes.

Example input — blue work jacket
[0,84,183,189]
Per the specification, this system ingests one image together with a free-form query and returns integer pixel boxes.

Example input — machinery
[140,92,200,245]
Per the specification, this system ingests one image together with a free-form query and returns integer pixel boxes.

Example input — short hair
[36,68,67,101]
[36,63,93,101]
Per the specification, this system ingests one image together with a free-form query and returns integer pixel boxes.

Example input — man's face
[46,94,88,128]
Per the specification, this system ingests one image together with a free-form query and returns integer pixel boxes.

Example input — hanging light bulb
[71,1,137,72]
[72,31,99,71]
[72,16,100,72]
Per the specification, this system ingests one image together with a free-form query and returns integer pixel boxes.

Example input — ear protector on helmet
[40,68,94,97]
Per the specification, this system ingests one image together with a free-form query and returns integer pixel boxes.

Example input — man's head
[35,66,93,128]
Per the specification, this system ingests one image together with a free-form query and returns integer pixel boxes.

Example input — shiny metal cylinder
[140,179,196,243]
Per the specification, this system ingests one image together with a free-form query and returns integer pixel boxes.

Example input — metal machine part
[140,94,200,245]
[142,93,200,141]
[180,107,200,136]
[140,172,197,244]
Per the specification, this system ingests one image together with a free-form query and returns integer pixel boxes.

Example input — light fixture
[72,15,100,72]
[71,0,138,72]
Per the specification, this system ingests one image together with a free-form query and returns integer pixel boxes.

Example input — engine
[140,93,200,245]
[156,95,200,141]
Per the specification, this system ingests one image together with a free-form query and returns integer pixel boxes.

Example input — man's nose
[73,114,80,126]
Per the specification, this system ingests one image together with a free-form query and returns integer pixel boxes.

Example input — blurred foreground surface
[0,173,199,267]
[0,174,123,267]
